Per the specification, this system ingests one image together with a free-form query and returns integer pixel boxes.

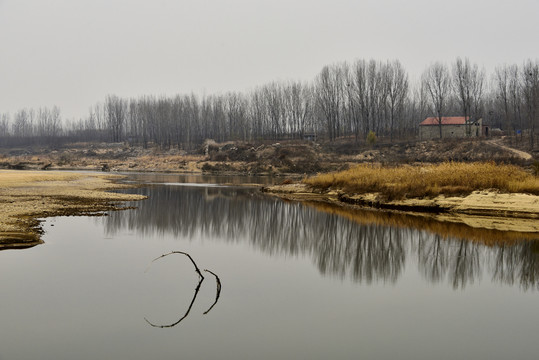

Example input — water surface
[0,174,538,360]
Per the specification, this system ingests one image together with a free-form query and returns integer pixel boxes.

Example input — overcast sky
[0,0,538,119]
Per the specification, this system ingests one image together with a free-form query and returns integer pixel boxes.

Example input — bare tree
[343,63,361,141]
[0,113,10,138]
[248,89,266,140]
[368,60,387,135]
[494,65,512,133]
[127,100,140,145]
[471,66,486,120]
[104,95,127,142]
[522,60,539,148]
[422,62,452,139]
[351,60,370,138]
[225,92,248,141]
[186,93,203,146]
[282,81,312,138]
[349,60,389,139]
[385,60,409,142]
[408,80,429,136]
[315,65,345,141]
[263,83,285,139]
[12,108,34,140]
[452,58,485,136]
[211,96,227,143]
[508,65,523,141]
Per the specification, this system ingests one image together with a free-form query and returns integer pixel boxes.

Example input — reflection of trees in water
[311,218,406,283]
[416,236,481,289]
[415,231,538,290]
[491,242,539,290]
[104,186,539,289]
[417,235,448,284]
[449,240,481,289]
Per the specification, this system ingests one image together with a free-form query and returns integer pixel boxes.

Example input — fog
[0,0,537,119]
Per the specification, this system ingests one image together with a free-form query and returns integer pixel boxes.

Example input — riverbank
[0,170,146,249]
[262,166,539,234]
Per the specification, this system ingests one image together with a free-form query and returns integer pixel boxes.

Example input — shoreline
[0,170,146,248]
[3,167,539,250]
[262,183,539,233]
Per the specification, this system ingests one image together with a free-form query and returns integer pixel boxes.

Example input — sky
[0,0,538,120]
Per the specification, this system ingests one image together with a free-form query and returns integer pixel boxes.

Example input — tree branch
[147,251,205,280]
[203,269,222,315]
[145,277,204,328]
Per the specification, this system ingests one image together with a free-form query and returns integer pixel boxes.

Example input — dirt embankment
[262,183,539,233]
[0,141,342,175]
[0,170,145,249]
[0,137,533,176]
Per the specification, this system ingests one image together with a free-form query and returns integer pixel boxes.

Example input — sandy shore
[262,183,539,233]
[0,170,146,249]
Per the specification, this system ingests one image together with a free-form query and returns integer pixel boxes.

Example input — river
[0,173,538,359]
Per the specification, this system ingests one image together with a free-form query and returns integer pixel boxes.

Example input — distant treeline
[1,58,538,148]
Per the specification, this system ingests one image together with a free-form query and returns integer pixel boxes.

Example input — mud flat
[0,170,146,249]
[262,183,539,234]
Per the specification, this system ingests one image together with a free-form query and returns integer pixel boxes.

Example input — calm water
[1,174,538,360]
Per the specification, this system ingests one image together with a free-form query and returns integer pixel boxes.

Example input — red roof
[420,116,469,126]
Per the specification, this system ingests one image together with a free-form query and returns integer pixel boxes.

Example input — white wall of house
[419,119,482,140]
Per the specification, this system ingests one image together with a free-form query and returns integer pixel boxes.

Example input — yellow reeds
[304,162,539,200]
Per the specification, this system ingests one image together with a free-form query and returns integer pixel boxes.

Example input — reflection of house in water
[203,187,242,201]
[203,187,224,201]
[419,116,488,140]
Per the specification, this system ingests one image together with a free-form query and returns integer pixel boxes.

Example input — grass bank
[304,162,539,200]
[0,170,146,248]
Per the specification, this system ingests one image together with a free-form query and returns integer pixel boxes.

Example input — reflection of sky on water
[2,178,539,360]
[104,185,539,290]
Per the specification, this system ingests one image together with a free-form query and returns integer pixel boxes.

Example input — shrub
[366,131,377,146]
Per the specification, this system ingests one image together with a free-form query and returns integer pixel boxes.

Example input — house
[419,116,483,140]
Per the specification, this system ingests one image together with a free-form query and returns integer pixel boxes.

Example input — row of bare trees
[493,60,539,146]
[316,60,411,142]
[1,58,538,148]
[0,106,62,146]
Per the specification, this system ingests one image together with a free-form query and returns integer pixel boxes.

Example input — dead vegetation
[304,162,539,201]
[0,170,145,245]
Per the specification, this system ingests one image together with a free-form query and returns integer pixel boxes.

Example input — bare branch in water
[203,269,222,315]
[144,251,223,327]
[147,251,205,280]
[144,277,204,328]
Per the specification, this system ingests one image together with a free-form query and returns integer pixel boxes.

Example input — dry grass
[0,170,146,242]
[304,162,539,200]
[0,171,82,187]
